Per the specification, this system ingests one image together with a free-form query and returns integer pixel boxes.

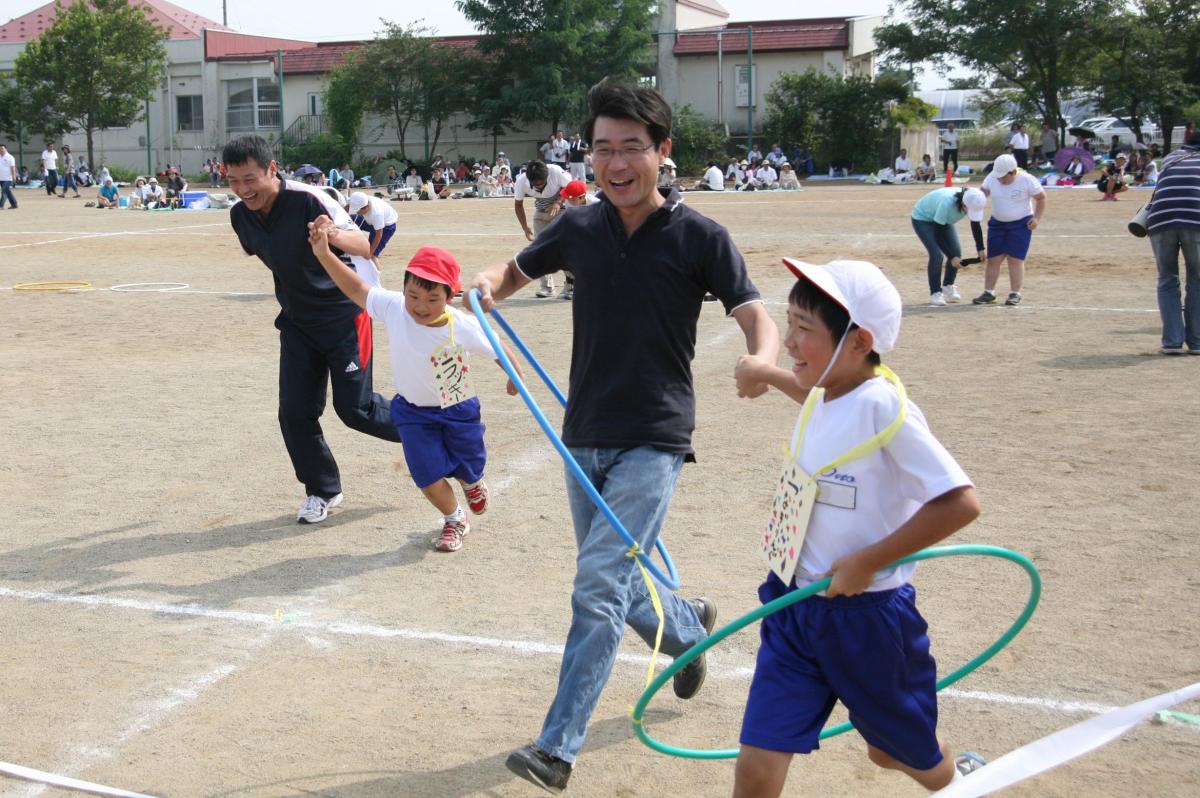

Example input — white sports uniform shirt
[514,164,570,212]
[703,165,725,190]
[358,195,398,230]
[895,155,913,172]
[364,291,496,407]
[790,377,972,592]
[981,170,1044,222]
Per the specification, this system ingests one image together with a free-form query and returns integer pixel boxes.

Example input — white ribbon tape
[0,761,160,798]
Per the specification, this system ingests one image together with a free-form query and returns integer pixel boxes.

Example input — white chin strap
[813,323,854,388]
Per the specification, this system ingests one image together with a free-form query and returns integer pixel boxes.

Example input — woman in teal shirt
[911,187,988,305]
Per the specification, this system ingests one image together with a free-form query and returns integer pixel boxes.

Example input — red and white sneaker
[434,518,470,552]
[464,480,489,515]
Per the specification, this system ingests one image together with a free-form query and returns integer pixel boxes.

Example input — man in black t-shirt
[469,82,779,793]
[224,135,400,525]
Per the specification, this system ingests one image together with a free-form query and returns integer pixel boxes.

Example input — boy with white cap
[732,259,984,796]
[974,153,1046,306]
[910,186,988,306]
[347,191,399,258]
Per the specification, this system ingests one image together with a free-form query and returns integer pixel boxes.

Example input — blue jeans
[912,218,960,294]
[536,446,707,763]
[1150,226,1200,350]
[0,180,15,208]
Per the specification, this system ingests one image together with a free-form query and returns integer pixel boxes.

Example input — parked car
[1077,116,1160,149]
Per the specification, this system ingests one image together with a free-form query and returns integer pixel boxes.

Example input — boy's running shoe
[972,291,997,305]
[955,751,987,776]
[464,480,489,515]
[506,744,571,794]
[1004,292,1022,306]
[297,493,343,524]
[434,518,470,552]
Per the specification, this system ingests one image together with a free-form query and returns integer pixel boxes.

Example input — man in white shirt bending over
[513,160,571,297]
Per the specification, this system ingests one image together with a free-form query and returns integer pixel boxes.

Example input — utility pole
[223,1,227,26]
[746,26,754,153]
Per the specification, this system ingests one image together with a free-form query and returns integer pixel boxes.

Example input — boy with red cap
[731,259,985,796]
[309,223,523,552]
[555,180,599,301]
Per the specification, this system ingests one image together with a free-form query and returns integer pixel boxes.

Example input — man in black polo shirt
[224,135,400,524]
[469,82,778,793]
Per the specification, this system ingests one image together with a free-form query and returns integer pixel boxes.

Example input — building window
[226,78,281,131]
[177,95,203,131]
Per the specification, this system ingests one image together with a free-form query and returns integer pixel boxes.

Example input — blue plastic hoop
[467,289,680,589]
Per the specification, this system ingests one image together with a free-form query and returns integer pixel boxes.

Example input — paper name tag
[431,341,476,408]
[761,461,818,585]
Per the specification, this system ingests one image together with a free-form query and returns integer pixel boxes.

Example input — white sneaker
[930,292,947,307]
[942,284,962,302]
[297,492,343,524]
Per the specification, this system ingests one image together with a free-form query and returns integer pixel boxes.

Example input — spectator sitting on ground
[1140,158,1159,185]
[894,148,915,180]
[404,166,423,193]
[429,167,452,199]
[697,160,725,191]
[767,142,786,166]
[337,163,355,189]
[658,157,678,189]
[778,161,801,190]
[165,168,187,205]
[725,156,741,183]
[747,144,764,165]
[456,160,470,181]
[18,166,30,185]
[496,165,514,195]
[143,177,166,208]
[1065,155,1086,182]
[753,161,779,189]
[96,176,119,208]
[916,154,937,182]
[128,177,148,208]
[76,163,93,187]
[733,160,753,190]
[477,169,498,198]
[1098,154,1130,201]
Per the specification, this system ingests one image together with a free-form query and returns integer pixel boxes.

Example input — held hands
[825,551,877,597]
[734,354,770,399]
[505,378,519,396]
[307,217,331,253]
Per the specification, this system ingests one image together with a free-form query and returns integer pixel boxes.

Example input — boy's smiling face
[785,303,838,390]
[403,279,451,326]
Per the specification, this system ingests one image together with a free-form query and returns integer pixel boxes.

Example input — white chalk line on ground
[5,585,1189,729]
[0,223,228,251]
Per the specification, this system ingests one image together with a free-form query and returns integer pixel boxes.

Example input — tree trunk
[86,113,95,173]
[429,118,444,158]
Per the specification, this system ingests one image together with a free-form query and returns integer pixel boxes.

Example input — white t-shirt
[1011,131,1030,149]
[895,155,913,172]
[0,152,15,182]
[358,195,398,230]
[981,170,1044,222]
[788,377,972,592]
[756,165,778,183]
[364,289,496,407]
[703,165,724,190]
[514,164,570,211]
[41,149,58,171]
[941,130,958,149]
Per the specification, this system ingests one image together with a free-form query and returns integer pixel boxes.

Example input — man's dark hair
[525,160,548,184]
[222,136,274,170]
[1187,130,1200,147]
[583,80,672,147]
[403,270,453,299]
[788,277,881,365]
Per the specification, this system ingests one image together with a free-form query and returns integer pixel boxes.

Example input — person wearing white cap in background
[974,152,1046,306]
[347,191,398,258]
[143,176,165,208]
[910,186,988,306]
[731,258,984,796]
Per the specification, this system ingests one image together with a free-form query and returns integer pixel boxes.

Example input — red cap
[405,246,462,294]
[560,179,587,200]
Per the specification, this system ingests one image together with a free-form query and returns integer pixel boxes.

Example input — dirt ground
[1,182,1198,798]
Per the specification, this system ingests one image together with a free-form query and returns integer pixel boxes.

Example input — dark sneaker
[673,597,718,699]
[972,291,997,305]
[505,744,571,794]
[1004,292,1022,306]
[955,751,987,776]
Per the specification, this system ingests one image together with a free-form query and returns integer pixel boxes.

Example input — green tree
[456,0,657,133]
[323,55,369,148]
[13,0,168,169]
[764,70,895,172]
[876,0,1117,142]
[670,104,728,174]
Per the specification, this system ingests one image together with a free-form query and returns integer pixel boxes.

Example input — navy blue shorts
[986,215,1034,260]
[373,223,397,257]
[389,395,486,488]
[740,575,942,771]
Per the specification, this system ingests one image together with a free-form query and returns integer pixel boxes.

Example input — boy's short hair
[525,160,548,183]
[222,136,274,170]
[403,271,453,299]
[583,80,672,147]
[788,278,881,366]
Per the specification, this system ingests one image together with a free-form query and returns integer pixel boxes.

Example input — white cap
[781,259,902,354]
[347,192,369,212]
[993,153,1018,176]
[963,187,987,222]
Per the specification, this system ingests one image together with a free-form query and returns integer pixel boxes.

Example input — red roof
[672,18,850,56]
[204,29,317,59]
[217,35,485,75]
[0,0,234,43]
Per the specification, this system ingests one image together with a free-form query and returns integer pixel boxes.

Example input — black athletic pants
[942,149,958,174]
[277,311,400,499]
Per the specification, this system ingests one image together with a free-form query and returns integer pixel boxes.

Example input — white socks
[444,506,465,524]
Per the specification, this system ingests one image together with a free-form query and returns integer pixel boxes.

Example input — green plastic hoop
[631,544,1041,759]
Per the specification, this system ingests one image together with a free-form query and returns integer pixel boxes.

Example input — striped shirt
[1147,145,1200,232]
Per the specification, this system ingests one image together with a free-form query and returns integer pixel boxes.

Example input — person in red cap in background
[308,225,524,553]
[554,180,601,300]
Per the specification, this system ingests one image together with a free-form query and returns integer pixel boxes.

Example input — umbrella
[293,164,321,178]
[1054,147,1094,173]
[1067,126,1097,140]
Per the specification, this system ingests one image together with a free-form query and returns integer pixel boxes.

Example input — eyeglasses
[591,142,656,162]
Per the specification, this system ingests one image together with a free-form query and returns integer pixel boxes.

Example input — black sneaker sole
[505,751,567,795]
